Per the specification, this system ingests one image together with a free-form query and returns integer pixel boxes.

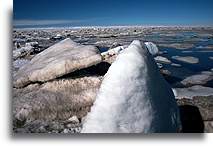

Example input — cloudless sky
[13,0,213,27]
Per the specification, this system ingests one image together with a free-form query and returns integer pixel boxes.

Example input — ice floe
[108,46,125,55]
[53,34,63,40]
[171,63,182,67]
[101,46,126,57]
[158,43,194,50]
[25,41,39,47]
[172,56,199,64]
[173,85,213,99]
[13,45,34,60]
[144,42,159,55]
[13,38,102,88]
[181,71,213,86]
[196,45,213,50]
[157,63,163,69]
[154,56,171,64]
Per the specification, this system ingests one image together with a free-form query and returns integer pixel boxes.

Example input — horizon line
[13,24,213,30]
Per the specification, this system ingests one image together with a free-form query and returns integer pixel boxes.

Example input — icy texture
[181,71,213,86]
[13,76,101,122]
[13,38,102,88]
[154,56,171,64]
[157,63,163,69]
[13,45,33,59]
[107,46,124,55]
[144,42,159,55]
[82,40,181,133]
[25,41,38,47]
[13,59,29,69]
[173,85,213,99]
[101,46,126,57]
[171,63,181,67]
[172,56,199,64]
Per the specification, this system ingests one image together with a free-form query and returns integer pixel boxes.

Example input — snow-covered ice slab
[154,56,171,64]
[173,85,213,99]
[172,56,199,64]
[101,46,126,56]
[82,40,181,133]
[144,42,159,55]
[181,71,213,86]
[13,38,102,88]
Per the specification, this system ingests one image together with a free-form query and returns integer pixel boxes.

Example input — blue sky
[14,0,213,27]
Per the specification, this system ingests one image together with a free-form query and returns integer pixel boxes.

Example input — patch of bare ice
[173,85,213,99]
[154,56,171,64]
[172,56,199,64]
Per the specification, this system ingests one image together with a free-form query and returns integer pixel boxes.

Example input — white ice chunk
[172,56,199,64]
[101,45,127,57]
[82,40,181,133]
[154,56,171,64]
[145,42,159,55]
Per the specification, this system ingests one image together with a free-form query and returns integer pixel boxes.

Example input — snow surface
[82,40,181,133]
[144,42,159,55]
[101,46,127,57]
[108,46,125,55]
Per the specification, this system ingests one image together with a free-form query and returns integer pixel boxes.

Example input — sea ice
[172,56,199,64]
[181,71,213,86]
[173,85,213,99]
[25,41,39,47]
[157,63,163,69]
[13,45,34,59]
[53,34,63,39]
[82,40,181,133]
[13,59,29,69]
[196,45,213,50]
[171,63,182,67]
[154,56,171,64]
[144,42,159,55]
[158,43,194,50]
[108,46,125,55]
[13,38,102,88]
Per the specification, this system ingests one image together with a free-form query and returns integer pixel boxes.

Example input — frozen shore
[12,27,213,133]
